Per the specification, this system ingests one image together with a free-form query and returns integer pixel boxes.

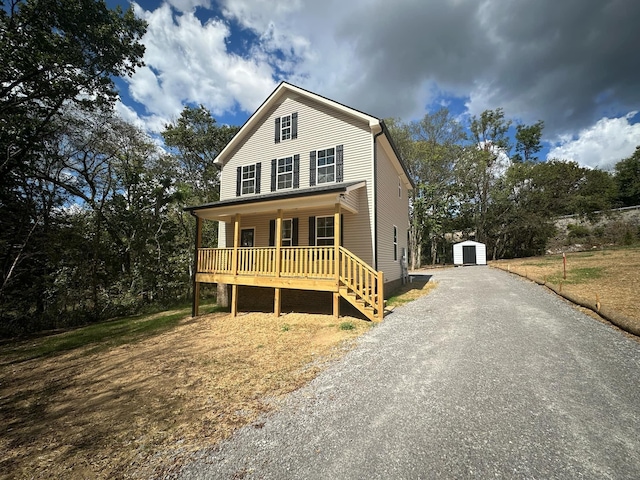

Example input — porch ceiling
[186,181,365,222]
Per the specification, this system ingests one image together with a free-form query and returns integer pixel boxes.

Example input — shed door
[463,245,476,264]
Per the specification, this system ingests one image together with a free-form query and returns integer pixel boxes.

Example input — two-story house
[186,82,413,321]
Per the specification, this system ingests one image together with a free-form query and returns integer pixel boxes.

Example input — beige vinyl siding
[220,198,373,264]
[218,93,376,265]
[220,95,372,198]
[376,143,410,282]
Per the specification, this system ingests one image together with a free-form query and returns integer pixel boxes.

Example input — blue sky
[110,0,640,170]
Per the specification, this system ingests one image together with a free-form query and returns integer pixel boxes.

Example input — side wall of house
[376,141,410,284]
[219,94,375,265]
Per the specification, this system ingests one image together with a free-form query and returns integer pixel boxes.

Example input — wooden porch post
[333,204,341,319]
[274,209,283,317]
[231,214,240,317]
[192,215,203,317]
[377,271,384,320]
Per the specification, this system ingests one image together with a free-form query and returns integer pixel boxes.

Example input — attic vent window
[281,115,292,141]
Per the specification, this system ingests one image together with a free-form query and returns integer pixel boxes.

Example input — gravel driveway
[176,266,640,479]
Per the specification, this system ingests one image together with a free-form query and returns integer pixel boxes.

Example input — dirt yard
[0,279,434,479]
[491,246,640,328]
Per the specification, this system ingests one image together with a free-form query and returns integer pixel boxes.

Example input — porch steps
[339,287,377,321]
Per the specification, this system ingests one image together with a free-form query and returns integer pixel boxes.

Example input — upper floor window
[398,179,402,198]
[275,112,298,143]
[242,165,256,194]
[310,145,343,186]
[317,148,335,184]
[278,157,293,189]
[271,155,299,191]
[236,163,261,196]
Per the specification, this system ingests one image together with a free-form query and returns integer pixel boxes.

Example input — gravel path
[176,266,640,479]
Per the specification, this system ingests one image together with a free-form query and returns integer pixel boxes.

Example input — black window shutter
[292,218,299,246]
[271,159,277,192]
[255,162,261,194]
[236,166,241,196]
[269,220,275,246]
[336,144,344,182]
[292,112,298,139]
[309,151,316,186]
[309,216,316,246]
[293,154,300,188]
[275,117,281,143]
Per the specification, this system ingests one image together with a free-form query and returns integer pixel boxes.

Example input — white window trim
[316,215,335,246]
[281,218,293,246]
[241,164,256,195]
[281,114,292,141]
[277,156,293,190]
[316,146,336,185]
[398,179,402,198]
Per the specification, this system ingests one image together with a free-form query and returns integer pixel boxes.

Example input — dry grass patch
[0,311,369,479]
[387,277,438,307]
[491,246,640,330]
[0,282,439,479]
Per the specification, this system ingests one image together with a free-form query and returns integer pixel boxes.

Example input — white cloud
[116,0,640,152]
[547,112,640,170]
[166,0,211,12]
[125,2,277,132]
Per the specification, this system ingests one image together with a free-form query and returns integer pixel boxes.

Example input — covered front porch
[187,182,384,321]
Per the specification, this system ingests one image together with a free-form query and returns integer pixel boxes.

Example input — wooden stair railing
[338,246,384,321]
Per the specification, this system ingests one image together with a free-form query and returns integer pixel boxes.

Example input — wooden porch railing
[338,246,383,317]
[198,247,336,278]
[197,246,383,319]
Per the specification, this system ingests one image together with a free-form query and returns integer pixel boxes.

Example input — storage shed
[453,240,487,265]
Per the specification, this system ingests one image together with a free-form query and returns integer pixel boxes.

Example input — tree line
[387,110,640,269]
[0,1,237,336]
[1,1,639,336]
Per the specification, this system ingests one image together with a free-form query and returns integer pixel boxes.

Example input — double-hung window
[282,219,293,246]
[280,115,292,141]
[316,216,334,246]
[317,148,335,184]
[277,157,293,190]
[241,164,256,195]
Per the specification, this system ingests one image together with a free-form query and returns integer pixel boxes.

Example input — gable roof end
[214,81,381,167]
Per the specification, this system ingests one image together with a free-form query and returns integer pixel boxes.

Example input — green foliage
[513,121,544,163]
[281,324,291,332]
[567,224,591,240]
[339,321,355,331]
[0,0,147,166]
[615,146,640,207]
[547,267,604,285]
[385,109,465,267]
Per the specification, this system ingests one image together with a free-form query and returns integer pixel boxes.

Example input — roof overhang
[185,181,365,222]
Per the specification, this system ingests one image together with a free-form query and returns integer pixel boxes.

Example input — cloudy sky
[111,0,640,170]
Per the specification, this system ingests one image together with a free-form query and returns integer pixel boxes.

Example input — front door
[240,228,254,247]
